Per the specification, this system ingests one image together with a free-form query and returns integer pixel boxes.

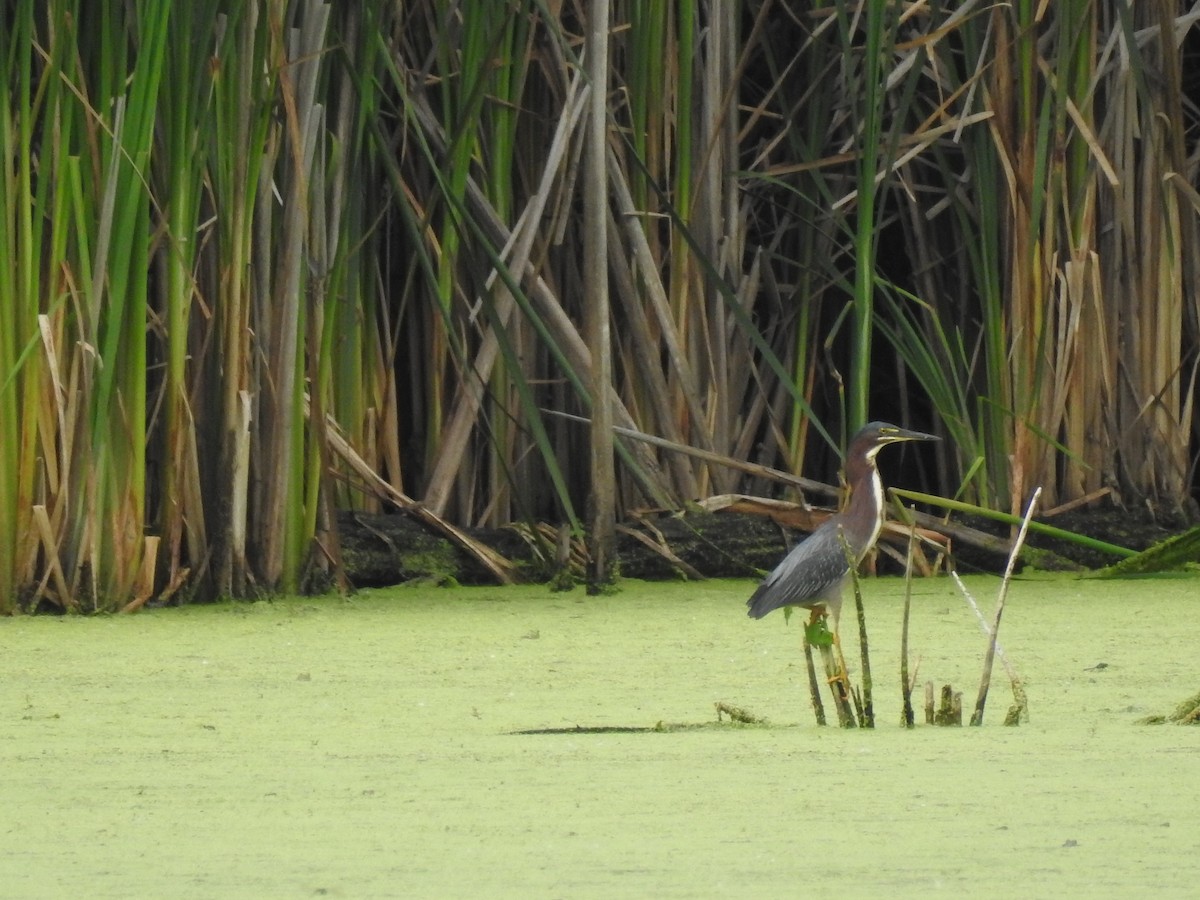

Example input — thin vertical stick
[802,639,827,727]
[971,487,1040,726]
[585,0,615,590]
[900,520,917,728]
[950,572,1019,683]
[849,565,873,729]
[952,570,1028,723]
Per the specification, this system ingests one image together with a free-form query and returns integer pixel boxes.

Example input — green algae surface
[3,575,1199,898]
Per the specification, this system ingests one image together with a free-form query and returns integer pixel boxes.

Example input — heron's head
[851,421,940,464]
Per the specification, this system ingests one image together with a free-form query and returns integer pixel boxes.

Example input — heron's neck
[845,463,884,558]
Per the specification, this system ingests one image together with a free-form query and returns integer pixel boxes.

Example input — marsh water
[2,574,1198,897]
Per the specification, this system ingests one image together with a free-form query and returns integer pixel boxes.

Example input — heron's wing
[746,522,849,619]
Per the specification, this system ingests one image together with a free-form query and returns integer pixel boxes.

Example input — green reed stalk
[208,0,277,596]
[0,0,42,611]
[83,1,169,605]
[847,0,890,432]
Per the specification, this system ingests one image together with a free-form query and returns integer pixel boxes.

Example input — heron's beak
[884,426,940,443]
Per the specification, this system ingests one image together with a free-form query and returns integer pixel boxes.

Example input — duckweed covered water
[3,575,1198,898]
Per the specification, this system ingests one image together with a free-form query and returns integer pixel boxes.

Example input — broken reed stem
[970,486,1041,727]
[714,701,768,725]
[935,684,963,726]
[900,519,917,728]
[1007,678,1030,724]
[1170,691,1200,724]
[802,638,827,726]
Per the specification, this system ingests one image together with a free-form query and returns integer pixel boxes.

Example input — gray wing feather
[746,521,849,619]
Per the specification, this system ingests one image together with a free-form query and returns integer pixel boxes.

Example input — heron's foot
[825,671,850,689]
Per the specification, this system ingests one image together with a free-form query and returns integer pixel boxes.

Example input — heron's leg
[813,607,851,689]
[831,629,851,690]
[809,609,854,726]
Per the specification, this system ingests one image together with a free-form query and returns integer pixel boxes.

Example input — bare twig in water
[714,702,768,725]
[969,487,1040,726]
[802,639,826,727]
[900,520,918,728]
[952,573,1016,680]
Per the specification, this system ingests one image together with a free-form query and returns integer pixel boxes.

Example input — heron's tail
[745,580,778,619]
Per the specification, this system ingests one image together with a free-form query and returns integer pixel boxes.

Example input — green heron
[747,421,939,636]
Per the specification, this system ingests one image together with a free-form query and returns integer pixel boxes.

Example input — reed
[1,1,1195,611]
